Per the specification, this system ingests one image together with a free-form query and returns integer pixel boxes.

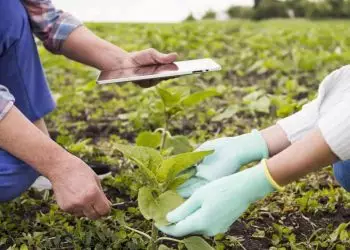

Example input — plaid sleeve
[21,0,83,54]
[0,86,15,121]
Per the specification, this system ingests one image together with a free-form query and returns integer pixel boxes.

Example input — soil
[225,205,350,249]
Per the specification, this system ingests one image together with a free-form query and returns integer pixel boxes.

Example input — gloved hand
[178,130,269,198]
[158,160,283,237]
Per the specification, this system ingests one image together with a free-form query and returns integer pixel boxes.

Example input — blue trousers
[0,0,55,201]
[334,161,350,191]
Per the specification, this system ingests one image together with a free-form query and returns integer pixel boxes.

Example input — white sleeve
[277,65,350,143]
[318,97,350,161]
[277,99,319,142]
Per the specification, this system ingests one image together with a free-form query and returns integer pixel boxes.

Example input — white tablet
[96,58,221,84]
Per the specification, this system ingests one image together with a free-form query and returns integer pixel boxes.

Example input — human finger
[83,204,100,220]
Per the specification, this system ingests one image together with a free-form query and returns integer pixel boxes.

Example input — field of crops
[1,19,350,249]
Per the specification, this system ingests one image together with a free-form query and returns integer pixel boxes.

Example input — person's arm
[60,26,177,70]
[270,93,350,185]
[0,106,111,219]
[261,124,290,156]
[268,128,337,185]
[21,0,82,53]
[22,0,177,70]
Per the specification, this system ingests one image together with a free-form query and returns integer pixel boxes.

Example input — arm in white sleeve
[318,97,350,161]
[277,65,350,143]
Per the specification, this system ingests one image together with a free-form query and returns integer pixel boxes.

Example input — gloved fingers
[195,142,225,166]
[177,177,208,198]
[196,160,234,180]
[159,210,204,237]
[166,192,202,224]
[195,162,216,177]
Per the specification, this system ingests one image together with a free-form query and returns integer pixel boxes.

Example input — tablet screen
[98,63,179,82]
[97,58,221,84]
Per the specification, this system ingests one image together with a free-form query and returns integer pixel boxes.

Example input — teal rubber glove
[159,160,283,237]
[178,130,269,198]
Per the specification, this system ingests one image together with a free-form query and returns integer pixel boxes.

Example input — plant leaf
[330,222,350,242]
[112,209,127,226]
[157,150,214,183]
[212,105,238,122]
[169,86,191,100]
[138,188,184,226]
[158,245,173,250]
[182,89,220,107]
[153,190,184,226]
[242,90,265,103]
[164,135,193,155]
[136,131,161,149]
[138,187,157,220]
[242,90,271,114]
[183,236,214,250]
[20,245,29,250]
[168,168,196,190]
[114,143,162,182]
[157,87,182,107]
[249,96,271,113]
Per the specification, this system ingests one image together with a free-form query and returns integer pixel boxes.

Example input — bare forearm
[33,118,49,136]
[267,128,338,186]
[261,124,291,156]
[0,107,72,179]
[61,26,129,70]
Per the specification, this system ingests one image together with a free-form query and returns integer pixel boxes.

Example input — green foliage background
[1,20,350,249]
[227,0,350,20]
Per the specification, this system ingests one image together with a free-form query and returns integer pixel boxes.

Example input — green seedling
[114,143,213,249]
[113,85,219,249]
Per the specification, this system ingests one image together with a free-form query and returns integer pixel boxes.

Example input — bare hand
[123,48,178,87]
[99,47,178,87]
[126,48,177,67]
[49,155,111,219]
[100,62,179,88]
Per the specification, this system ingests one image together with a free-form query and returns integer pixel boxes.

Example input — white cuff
[277,100,318,143]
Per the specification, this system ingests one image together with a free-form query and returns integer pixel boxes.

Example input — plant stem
[160,112,169,150]
[155,237,183,244]
[124,225,152,241]
[151,110,169,249]
[150,106,171,249]
[149,223,159,250]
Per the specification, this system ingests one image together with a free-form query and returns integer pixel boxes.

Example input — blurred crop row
[187,0,350,21]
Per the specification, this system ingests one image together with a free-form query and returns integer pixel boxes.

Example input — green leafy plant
[113,86,218,249]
